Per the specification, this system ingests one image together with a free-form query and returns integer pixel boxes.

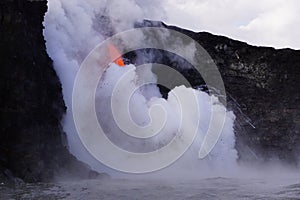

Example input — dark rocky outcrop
[189,32,300,164]
[132,20,300,165]
[1,0,299,183]
[0,0,107,183]
[193,32,300,164]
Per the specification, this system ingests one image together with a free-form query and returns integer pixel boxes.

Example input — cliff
[132,21,300,164]
[1,1,299,183]
[0,0,105,183]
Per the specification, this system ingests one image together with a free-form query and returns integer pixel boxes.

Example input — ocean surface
[1,177,300,200]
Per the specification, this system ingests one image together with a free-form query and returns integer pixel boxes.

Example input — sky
[152,0,300,50]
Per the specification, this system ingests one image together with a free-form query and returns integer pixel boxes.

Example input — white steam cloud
[44,0,238,177]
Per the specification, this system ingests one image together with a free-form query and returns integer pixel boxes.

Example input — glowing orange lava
[108,44,125,67]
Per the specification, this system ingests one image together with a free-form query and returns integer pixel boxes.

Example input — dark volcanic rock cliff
[0,0,104,182]
[133,21,300,165]
[189,32,300,164]
[1,1,299,183]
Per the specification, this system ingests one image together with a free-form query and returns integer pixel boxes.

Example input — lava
[108,44,125,67]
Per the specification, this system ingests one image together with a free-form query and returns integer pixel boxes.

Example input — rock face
[190,32,300,164]
[191,31,300,164]
[132,21,300,165]
[1,1,299,183]
[0,0,106,183]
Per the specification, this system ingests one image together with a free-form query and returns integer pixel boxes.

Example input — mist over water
[43,0,299,180]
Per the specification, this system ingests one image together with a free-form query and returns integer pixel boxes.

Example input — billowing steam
[44,0,238,177]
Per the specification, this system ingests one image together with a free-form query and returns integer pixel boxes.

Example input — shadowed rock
[0,0,108,183]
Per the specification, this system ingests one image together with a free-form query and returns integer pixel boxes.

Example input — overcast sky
[153,0,300,50]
